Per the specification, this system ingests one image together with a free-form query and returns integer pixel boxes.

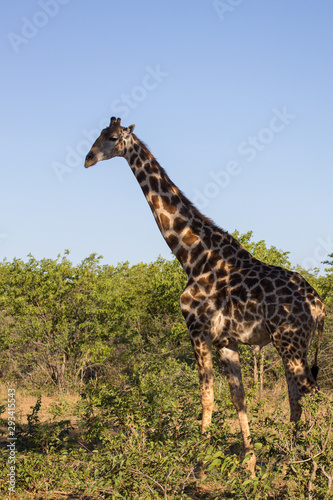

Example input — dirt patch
[0,384,79,425]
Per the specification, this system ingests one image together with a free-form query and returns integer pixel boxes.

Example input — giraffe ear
[128,124,135,133]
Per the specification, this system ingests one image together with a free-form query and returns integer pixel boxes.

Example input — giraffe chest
[210,308,270,346]
[180,281,271,346]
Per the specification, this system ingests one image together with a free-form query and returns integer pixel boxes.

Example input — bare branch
[321,466,333,492]
[307,459,318,500]
[129,468,167,498]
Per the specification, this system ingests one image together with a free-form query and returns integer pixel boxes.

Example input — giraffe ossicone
[85,117,325,476]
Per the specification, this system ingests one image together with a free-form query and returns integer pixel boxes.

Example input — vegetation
[0,231,332,499]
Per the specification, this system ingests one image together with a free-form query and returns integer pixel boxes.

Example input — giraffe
[85,117,325,475]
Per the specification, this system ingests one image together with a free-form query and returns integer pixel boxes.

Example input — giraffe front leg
[191,336,214,479]
[219,341,256,477]
[191,336,214,434]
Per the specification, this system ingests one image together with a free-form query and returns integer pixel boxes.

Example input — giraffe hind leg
[219,341,256,476]
[271,327,317,422]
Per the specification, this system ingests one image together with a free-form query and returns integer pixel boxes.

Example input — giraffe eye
[109,137,118,142]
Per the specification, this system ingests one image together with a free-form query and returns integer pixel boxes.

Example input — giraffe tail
[311,314,325,382]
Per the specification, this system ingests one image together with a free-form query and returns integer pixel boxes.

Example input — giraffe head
[84,117,135,168]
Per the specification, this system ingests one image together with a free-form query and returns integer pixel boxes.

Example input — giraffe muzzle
[85,151,96,168]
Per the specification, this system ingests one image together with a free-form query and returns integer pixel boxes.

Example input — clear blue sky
[1,1,332,272]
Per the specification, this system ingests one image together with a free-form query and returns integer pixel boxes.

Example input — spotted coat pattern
[85,117,326,472]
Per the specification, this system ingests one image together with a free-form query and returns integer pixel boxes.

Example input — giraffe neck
[123,135,248,276]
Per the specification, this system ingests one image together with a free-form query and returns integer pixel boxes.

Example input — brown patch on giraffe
[170,194,180,206]
[146,162,159,175]
[159,182,171,194]
[180,292,192,306]
[223,245,235,260]
[191,217,204,234]
[261,279,275,294]
[190,283,207,301]
[208,252,221,269]
[181,309,190,320]
[231,286,248,303]
[230,274,243,287]
[136,170,147,183]
[186,313,197,327]
[216,265,229,278]
[149,176,160,192]
[300,312,309,322]
[177,247,189,263]
[183,228,199,247]
[197,301,212,317]
[199,313,209,324]
[237,249,252,262]
[160,213,170,230]
[167,234,179,250]
[162,197,178,215]
[174,217,187,233]
[129,154,137,165]
[195,254,210,275]
[190,242,205,264]
[210,288,228,309]
[197,276,214,294]
[289,276,299,285]
[244,277,260,289]
[280,285,292,296]
[150,195,160,209]
[251,285,264,302]
[191,299,202,309]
